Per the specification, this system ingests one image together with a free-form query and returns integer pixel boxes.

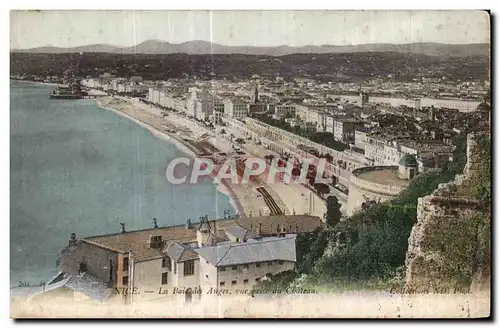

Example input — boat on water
[49,81,88,99]
[49,92,84,100]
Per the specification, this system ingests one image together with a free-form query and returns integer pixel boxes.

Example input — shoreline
[103,98,326,219]
[10,79,59,87]
[93,97,245,217]
[15,80,322,220]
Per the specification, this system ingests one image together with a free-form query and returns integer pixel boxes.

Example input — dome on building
[477,102,491,112]
[399,154,418,166]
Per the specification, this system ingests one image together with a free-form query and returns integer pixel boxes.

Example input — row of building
[82,76,148,94]
[81,76,479,176]
[146,87,260,122]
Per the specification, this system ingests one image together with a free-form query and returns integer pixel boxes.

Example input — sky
[10,10,490,49]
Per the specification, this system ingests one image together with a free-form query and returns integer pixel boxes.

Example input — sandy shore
[94,96,247,216]
[11,79,59,87]
[93,95,327,220]
[95,97,199,156]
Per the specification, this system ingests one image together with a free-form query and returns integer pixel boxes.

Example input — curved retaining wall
[350,166,405,196]
[346,166,405,215]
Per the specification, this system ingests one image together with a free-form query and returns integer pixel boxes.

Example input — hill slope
[10,51,490,82]
[13,41,490,57]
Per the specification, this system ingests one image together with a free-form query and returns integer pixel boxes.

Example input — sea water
[10,81,233,286]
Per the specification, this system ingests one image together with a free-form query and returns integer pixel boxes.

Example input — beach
[94,95,327,220]
[95,96,249,216]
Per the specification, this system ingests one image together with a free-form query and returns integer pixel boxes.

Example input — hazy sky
[10,10,490,49]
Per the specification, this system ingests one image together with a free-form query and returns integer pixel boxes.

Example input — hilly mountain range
[12,40,490,57]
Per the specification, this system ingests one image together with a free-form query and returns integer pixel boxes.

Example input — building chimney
[68,233,77,247]
[107,259,113,287]
[212,220,217,241]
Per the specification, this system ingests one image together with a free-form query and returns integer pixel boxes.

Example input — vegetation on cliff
[258,131,491,292]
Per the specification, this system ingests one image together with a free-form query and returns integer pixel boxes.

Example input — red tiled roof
[82,215,323,262]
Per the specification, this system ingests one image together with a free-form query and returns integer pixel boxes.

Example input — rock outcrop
[405,133,490,292]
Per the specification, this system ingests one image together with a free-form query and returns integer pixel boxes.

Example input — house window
[256,263,261,268]
[268,261,273,267]
[231,280,237,285]
[183,260,195,276]
[220,281,225,287]
[232,265,237,271]
[122,276,129,286]
[219,266,226,272]
[162,256,171,270]
[278,260,284,265]
[244,264,249,269]
[244,279,249,284]
[123,257,129,272]
[162,272,168,285]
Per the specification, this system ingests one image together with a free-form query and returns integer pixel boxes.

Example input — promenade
[95,96,327,220]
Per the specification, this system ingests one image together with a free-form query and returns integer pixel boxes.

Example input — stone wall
[346,166,404,215]
[346,179,397,216]
[59,240,119,285]
[404,133,489,292]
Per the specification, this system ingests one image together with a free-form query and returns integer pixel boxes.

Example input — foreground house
[41,215,323,304]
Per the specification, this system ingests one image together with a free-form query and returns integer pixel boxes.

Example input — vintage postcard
[9,10,491,318]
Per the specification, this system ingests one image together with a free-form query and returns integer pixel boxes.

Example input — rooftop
[11,272,113,301]
[164,242,199,263]
[194,235,297,267]
[81,215,322,262]
[399,141,454,154]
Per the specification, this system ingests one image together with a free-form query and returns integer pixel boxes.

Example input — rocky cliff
[405,132,490,293]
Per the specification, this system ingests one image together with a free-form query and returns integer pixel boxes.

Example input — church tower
[254,85,259,104]
[359,85,369,106]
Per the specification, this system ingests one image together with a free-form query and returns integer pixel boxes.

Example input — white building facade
[224,99,249,119]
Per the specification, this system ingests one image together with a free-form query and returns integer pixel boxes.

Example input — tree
[314,183,330,197]
[326,196,342,227]
[220,128,226,135]
[295,227,331,274]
